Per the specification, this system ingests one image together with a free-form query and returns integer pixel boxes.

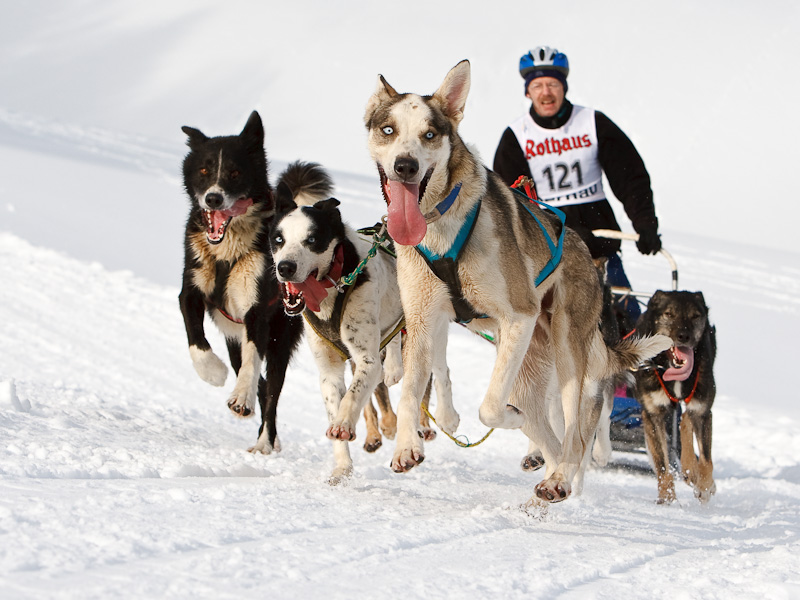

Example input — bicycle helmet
[519,46,569,78]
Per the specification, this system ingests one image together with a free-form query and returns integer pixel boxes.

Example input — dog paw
[434,407,460,436]
[479,403,525,429]
[383,366,403,387]
[363,435,382,453]
[328,464,353,486]
[189,347,228,387]
[521,452,546,472]
[390,447,425,473]
[535,478,571,503]
[327,422,356,441]
[694,481,716,504]
[379,417,397,440]
[248,434,281,455]
[420,427,437,441]
[592,443,612,467]
[227,387,256,418]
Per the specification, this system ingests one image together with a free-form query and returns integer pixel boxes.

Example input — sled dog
[634,291,717,503]
[364,60,672,503]
[179,110,332,453]
[270,197,456,483]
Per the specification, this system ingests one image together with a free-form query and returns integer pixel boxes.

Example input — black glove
[636,227,662,255]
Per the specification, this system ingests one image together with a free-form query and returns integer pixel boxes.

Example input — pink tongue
[386,180,427,246]
[663,346,694,381]
[286,274,330,313]
[224,197,253,217]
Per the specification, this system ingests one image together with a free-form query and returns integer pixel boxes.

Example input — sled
[593,229,682,469]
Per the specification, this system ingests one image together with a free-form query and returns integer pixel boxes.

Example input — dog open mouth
[280,280,308,316]
[279,269,334,315]
[663,345,695,382]
[378,165,433,246]
[202,198,253,244]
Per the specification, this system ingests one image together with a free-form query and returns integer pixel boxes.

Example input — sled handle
[592,229,678,291]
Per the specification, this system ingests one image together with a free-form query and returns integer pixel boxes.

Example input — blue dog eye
[425,132,435,139]
[307,237,315,244]
[382,126,394,135]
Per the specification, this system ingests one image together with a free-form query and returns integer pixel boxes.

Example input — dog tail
[277,161,334,207]
[592,333,673,379]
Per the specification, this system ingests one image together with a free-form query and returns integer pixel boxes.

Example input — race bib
[508,105,605,207]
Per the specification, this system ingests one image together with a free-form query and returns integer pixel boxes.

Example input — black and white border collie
[179,110,332,453]
[269,196,406,483]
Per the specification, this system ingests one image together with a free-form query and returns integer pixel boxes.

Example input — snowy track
[1,231,799,598]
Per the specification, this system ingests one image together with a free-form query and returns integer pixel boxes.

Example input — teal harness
[414,179,566,323]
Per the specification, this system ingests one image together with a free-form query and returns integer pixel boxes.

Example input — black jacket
[493,101,658,258]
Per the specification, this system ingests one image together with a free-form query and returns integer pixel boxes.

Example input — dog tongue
[286,275,329,313]
[663,346,695,381]
[386,180,427,246]
[208,199,254,238]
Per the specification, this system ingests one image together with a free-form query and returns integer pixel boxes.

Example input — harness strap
[415,200,485,323]
[655,368,700,404]
[423,182,463,224]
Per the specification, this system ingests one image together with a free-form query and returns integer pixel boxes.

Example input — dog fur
[270,197,421,483]
[634,290,717,503]
[364,60,672,503]
[179,110,332,453]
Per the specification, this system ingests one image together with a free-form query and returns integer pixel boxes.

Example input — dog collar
[423,182,463,224]
[321,243,345,291]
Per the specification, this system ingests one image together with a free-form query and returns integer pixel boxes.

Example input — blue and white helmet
[519,46,570,78]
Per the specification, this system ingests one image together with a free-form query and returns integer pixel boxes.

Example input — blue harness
[414,180,566,323]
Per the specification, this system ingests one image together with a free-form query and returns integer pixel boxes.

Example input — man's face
[526,76,565,118]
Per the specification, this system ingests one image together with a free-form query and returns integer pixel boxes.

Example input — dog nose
[205,193,223,209]
[278,261,297,280]
[394,157,419,181]
[675,330,690,344]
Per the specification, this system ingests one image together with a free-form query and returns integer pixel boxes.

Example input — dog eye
[200,168,209,176]
[273,235,283,245]
[230,170,240,179]
[425,131,436,140]
[307,236,316,244]
[382,126,394,135]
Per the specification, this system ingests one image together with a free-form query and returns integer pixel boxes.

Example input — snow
[1,2,800,598]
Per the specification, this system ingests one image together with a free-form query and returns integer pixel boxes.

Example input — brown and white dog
[634,290,717,503]
[364,60,672,503]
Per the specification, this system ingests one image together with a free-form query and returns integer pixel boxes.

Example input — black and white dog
[179,110,333,453]
[270,197,434,483]
[634,290,717,503]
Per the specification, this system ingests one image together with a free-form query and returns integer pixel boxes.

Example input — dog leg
[535,316,593,502]
[374,381,397,440]
[592,380,614,467]
[180,285,229,386]
[248,315,299,454]
[431,320,459,435]
[641,401,676,504]
[420,379,436,441]
[521,439,546,472]
[227,339,260,418]
[478,316,536,430]
[328,345,383,442]
[316,351,353,483]
[382,334,404,387]
[363,399,382,453]
[685,407,716,503]
[391,315,440,472]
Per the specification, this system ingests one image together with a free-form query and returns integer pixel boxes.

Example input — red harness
[655,368,700,404]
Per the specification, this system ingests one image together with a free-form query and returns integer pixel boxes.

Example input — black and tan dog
[179,110,333,453]
[634,290,717,503]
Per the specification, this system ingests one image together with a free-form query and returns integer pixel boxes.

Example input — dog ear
[364,75,398,125]
[240,111,264,146]
[275,181,297,214]
[181,126,208,147]
[313,198,341,212]
[432,60,471,125]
